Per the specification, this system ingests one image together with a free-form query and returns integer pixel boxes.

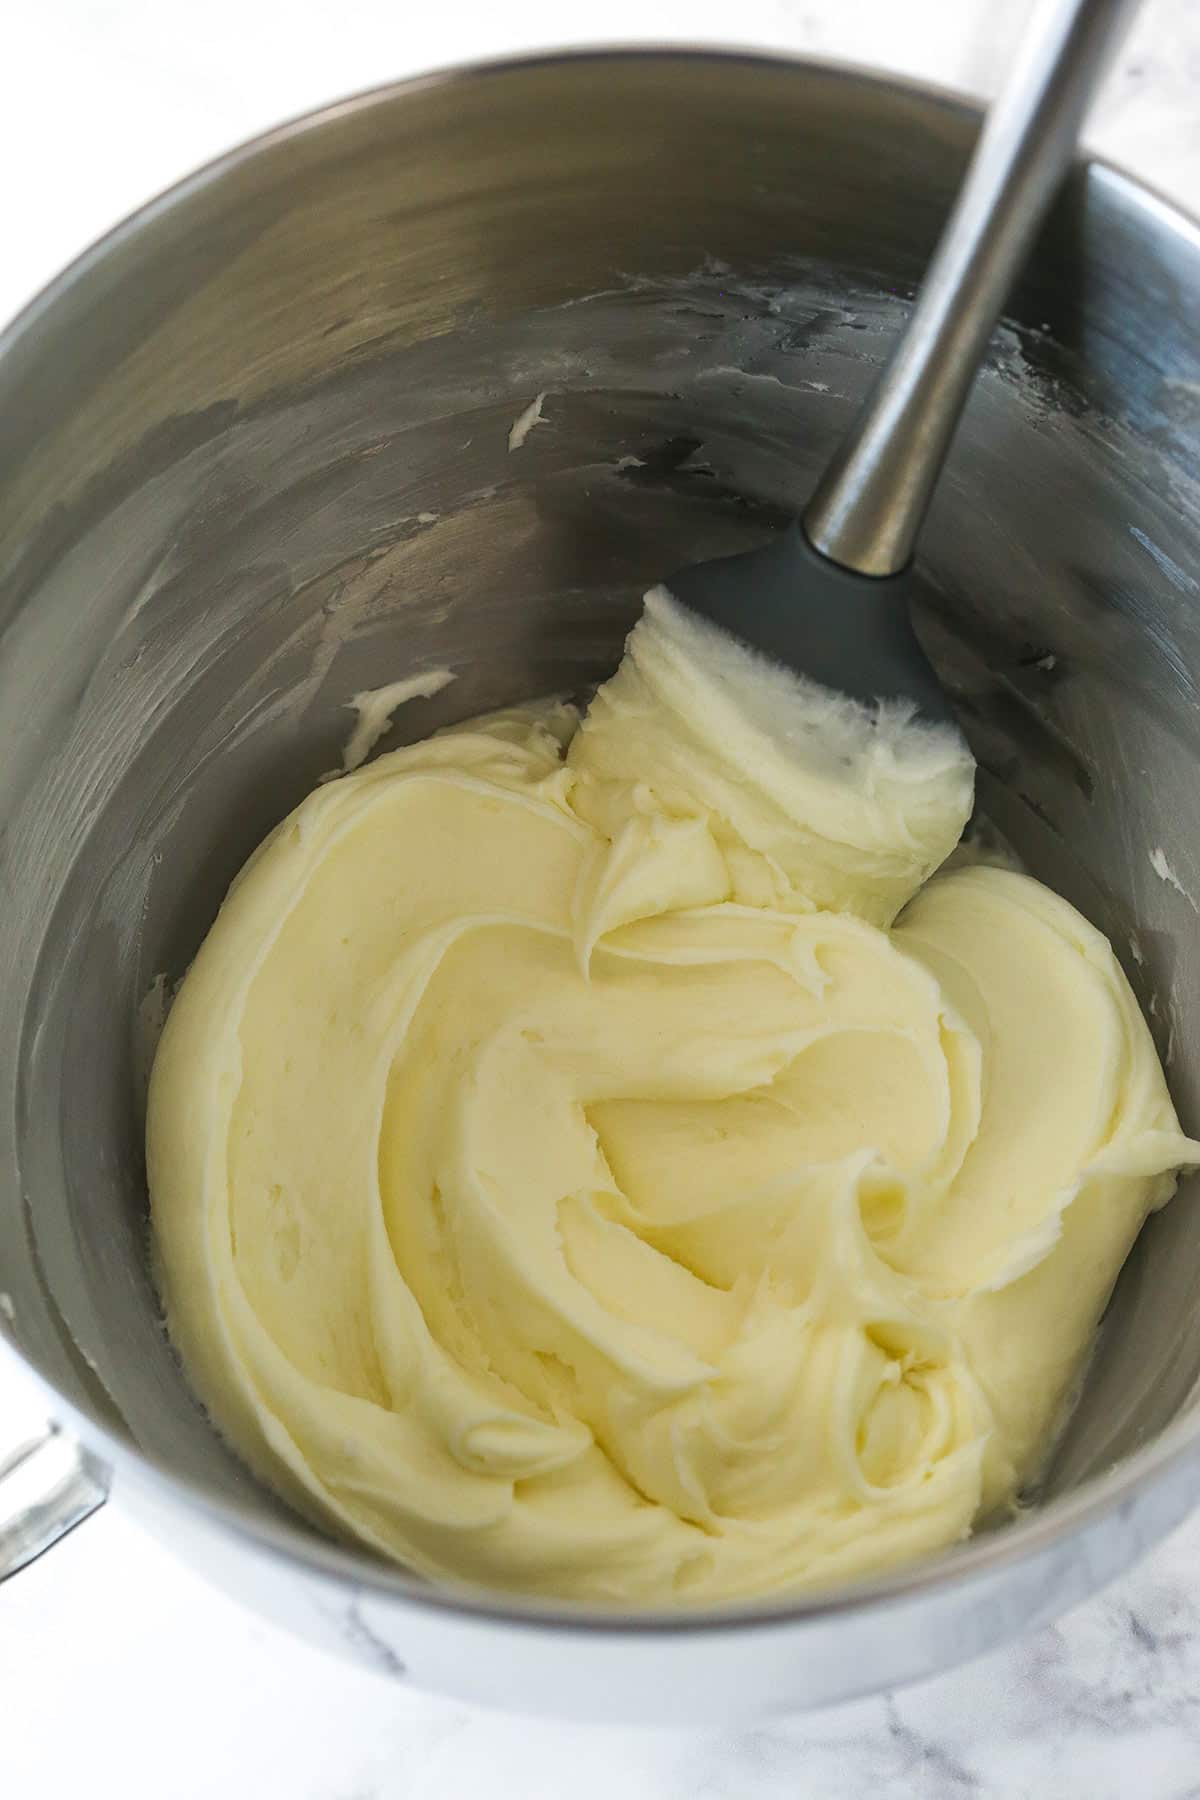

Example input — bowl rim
[3,40,1200,1634]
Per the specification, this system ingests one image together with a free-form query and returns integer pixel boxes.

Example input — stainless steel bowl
[2,49,1200,1723]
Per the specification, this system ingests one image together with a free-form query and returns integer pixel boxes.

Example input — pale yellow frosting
[147,589,1197,1606]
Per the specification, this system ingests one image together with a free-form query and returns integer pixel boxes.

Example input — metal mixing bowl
[2,49,1200,1723]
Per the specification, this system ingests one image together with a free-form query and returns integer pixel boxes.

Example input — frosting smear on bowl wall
[147,589,1198,1606]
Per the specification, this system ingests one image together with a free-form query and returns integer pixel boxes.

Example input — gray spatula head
[667,525,955,728]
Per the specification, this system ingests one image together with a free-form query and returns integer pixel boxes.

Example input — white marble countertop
[4,1,1200,1794]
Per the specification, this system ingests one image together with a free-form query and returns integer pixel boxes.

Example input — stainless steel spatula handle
[804,0,1139,578]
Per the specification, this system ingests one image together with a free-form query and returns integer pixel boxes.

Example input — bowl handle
[0,1424,108,1579]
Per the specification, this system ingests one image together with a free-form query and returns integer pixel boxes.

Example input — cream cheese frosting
[147,588,1198,1605]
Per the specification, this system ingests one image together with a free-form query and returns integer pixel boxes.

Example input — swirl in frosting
[148,589,1197,1604]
